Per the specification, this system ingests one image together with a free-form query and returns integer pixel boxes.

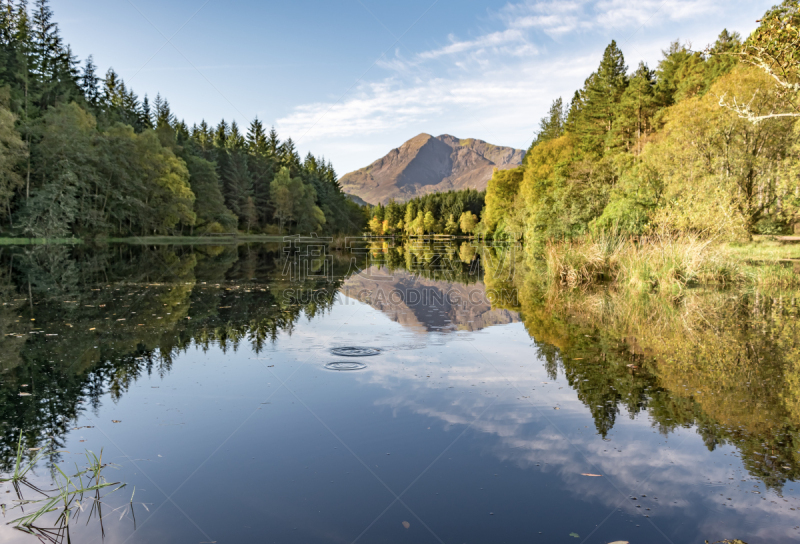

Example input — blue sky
[52,0,774,174]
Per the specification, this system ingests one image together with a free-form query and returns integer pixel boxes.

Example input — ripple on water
[330,347,381,357]
[325,362,368,371]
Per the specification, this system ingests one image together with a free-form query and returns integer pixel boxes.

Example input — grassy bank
[0,234,360,246]
[721,237,800,262]
[0,237,84,245]
[543,233,800,292]
[105,235,288,245]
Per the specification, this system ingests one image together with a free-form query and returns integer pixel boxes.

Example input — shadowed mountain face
[341,266,520,333]
[340,134,525,204]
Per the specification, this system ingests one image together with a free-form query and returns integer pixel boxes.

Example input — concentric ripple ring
[330,347,381,357]
[325,362,368,371]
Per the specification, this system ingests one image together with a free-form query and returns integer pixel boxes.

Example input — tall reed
[544,232,742,293]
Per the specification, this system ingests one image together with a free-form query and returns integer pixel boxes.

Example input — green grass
[105,234,289,245]
[543,233,800,292]
[0,234,368,248]
[1,433,44,486]
[721,237,800,262]
[0,237,83,245]
[2,432,126,534]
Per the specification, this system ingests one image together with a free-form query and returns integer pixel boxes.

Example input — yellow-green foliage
[482,166,523,233]
[645,66,797,238]
[481,16,800,248]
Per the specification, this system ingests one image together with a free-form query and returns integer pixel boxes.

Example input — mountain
[341,267,520,333]
[340,134,525,205]
[345,193,369,206]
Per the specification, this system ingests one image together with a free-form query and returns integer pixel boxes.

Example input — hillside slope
[340,134,524,205]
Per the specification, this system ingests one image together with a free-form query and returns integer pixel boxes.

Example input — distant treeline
[0,1,364,238]
[482,1,800,242]
[366,189,485,236]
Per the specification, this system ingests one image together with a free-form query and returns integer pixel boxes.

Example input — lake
[0,241,798,543]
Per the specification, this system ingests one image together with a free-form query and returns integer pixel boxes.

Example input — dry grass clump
[544,231,625,288]
[545,232,740,293]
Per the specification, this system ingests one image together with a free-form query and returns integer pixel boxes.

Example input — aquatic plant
[1,433,127,541]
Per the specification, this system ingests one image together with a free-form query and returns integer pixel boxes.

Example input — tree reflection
[0,241,799,493]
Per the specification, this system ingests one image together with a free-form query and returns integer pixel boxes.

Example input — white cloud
[416,28,538,63]
[279,297,799,541]
[503,1,594,37]
[278,53,596,148]
[280,0,768,173]
[594,0,719,28]
[503,0,721,37]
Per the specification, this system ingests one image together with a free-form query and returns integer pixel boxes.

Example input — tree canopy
[0,1,364,238]
[482,12,799,242]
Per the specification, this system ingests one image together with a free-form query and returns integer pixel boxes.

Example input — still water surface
[0,243,798,543]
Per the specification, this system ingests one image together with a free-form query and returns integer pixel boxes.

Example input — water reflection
[342,266,519,333]
[0,241,798,543]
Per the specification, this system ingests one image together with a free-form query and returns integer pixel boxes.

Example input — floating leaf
[608,541,629,544]
[570,533,580,538]
[402,521,410,529]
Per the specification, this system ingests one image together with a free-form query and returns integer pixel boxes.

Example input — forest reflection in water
[0,240,798,542]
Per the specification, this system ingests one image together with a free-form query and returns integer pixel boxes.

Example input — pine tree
[609,62,658,154]
[218,121,250,220]
[61,43,79,87]
[80,54,99,107]
[183,154,237,233]
[121,85,141,127]
[214,119,229,147]
[246,117,267,156]
[0,1,13,43]
[279,137,301,174]
[528,97,566,154]
[31,0,65,108]
[573,40,629,154]
[246,118,273,228]
[0,0,361,238]
[227,120,244,150]
[655,41,694,106]
[325,160,341,192]
[175,119,189,144]
[266,126,280,159]
[103,67,121,108]
[303,152,317,175]
[242,196,257,233]
[705,30,741,89]
[193,119,211,154]
[0,1,26,111]
[153,93,175,129]
[140,94,153,130]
